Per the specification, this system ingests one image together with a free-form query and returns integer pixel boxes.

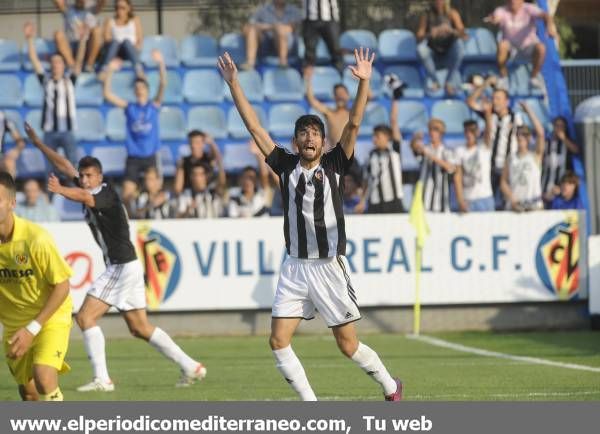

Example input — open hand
[7,328,34,359]
[348,47,375,81]
[217,52,238,85]
[23,22,36,39]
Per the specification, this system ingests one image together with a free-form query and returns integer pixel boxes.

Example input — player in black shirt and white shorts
[220,48,402,401]
[25,123,206,392]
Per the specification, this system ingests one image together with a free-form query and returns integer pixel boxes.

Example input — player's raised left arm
[48,173,95,207]
[339,47,375,159]
[8,279,70,359]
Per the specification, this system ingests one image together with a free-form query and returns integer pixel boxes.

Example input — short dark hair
[78,156,103,173]
[463,120,478,129]
[0,171,16,198]
[294,114,325,139]
[560,170,579,186]
[190,161,210,174]
[134,77,149,88]
[493,88,510,99]
[333,83,348,93]
[188,130,206,141]
[241,165,257,176]
[373,124,392,138]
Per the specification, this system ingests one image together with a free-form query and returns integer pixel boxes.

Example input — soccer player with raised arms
[24,123,206,392]
[219,48,402,401]
[0,171,72,401]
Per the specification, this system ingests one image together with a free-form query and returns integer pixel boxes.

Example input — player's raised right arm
[218,52,275,157]
[24,122,78,179]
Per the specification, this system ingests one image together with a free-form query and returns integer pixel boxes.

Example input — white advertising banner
[43,210,587,312]
[588,235,600,315]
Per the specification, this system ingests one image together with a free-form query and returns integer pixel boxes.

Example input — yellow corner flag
[409,181,429,335]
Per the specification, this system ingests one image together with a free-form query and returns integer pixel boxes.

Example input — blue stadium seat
[383,65,424,98]
[111,71,136,102]
[340,29,378,63]
[509,64,544,97]
[227,105,267,139]
[24,73,43,107]
[309,66,341,101]
[91,145,127,176]
[378,29,418,63]
[223,143,257,172]
[359,103,388,136]
[141,35,180,68]
[516,97,552,132]
[353,138,371,164]
[297,37,332,64]
[148,70,183,104]
[223,69,264,102]
[395,101,429,134]
[463,29,480,61]
[17,147,46,178]
[106,108,126,142]
[343,67,383,98]
[268,103,305,137]
[431,99,471,134]
[76,108,105,141]
[22,38,56,71]
[187,106,227,139]
[0,40,21,71]
[52,194,84,221]
[261,33,298,66]
[183,69,223,103]
[180,34,218,67]
[219,33,246,64]
[25,109,42,137]
[159,106,186,140]
[2,110,23,143]
[472,27,497,61]
[75,73,103,106]
[263,68,304,101]
[159,145,176,177]
[0,74,23,107]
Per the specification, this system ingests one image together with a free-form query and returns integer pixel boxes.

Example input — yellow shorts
[4,322,72,385]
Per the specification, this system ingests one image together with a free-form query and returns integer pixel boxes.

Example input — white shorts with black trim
[87,259,146,311]
[272,255,361,328]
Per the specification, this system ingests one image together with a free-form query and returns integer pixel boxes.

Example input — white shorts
[272,255,361,328]
[87,260,146,311]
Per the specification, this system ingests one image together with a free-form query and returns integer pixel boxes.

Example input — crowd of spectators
[0,0,584,223]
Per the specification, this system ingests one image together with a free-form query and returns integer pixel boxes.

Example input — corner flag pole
[409,181,429,336]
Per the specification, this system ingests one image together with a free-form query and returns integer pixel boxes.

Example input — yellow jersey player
[0,171,73,401]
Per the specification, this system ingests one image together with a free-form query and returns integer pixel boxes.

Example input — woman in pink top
[485,0,557,90]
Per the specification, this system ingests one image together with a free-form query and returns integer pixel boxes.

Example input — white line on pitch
[408,334,600,373]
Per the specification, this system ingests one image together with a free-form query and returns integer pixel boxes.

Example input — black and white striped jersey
[74,178,137,265]
[542,137,572,194]
[302,0,340,21]
[39,73,78,133]
[417,145,454,213]
[266,143,352,259]
[476,109,523,172]
[365,140,403,206]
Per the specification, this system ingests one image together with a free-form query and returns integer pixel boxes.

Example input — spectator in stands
[304,66,349,148]
[416,0,466,95]
[103,51,166,210]
[177,160,227,219]
[410,119,456,213]
[131,166,172,219]
[542,116,580,206]
[54,0,105,73]
[242,0,302,70]
[228,140,272,218]
[99,0,144,77]
[0,111,26,179]
[174,130,220,195]
[453,119,495,213]
[343,173,363,215]
[302,0,344,73]
[357,98,404,214]
[25,21,84,169]
[500,102,545,212]
[549,171,584,210]
[15,179,59,222]
[484,0,558,90]
[467,76,523,209]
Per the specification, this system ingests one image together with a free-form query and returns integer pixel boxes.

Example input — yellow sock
[40,387,63,401]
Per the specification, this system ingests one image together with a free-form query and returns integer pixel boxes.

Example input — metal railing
[561,59,600,111]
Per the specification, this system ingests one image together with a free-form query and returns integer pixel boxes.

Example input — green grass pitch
[1,331,599,400]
